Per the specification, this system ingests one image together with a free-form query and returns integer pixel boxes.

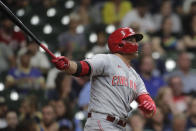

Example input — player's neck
[115,53,131,67]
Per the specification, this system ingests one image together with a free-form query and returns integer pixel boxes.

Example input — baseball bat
[0,0,56,59]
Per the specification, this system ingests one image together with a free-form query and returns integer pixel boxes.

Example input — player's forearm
[63,60,91,77]
[64,60,77,75]
[52,56,91,76]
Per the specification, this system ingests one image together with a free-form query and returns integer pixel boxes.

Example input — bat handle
[40,44,56,59]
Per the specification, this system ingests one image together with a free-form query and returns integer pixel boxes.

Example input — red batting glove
[51,56,70,70]
[138,100,156,117]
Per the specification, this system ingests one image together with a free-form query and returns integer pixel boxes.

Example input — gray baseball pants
[84,112,126,131]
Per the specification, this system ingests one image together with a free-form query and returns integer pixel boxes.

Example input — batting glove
[52,56,70,70]
[138,100,156,116]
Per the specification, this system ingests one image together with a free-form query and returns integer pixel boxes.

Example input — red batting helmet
[108,27,143,54]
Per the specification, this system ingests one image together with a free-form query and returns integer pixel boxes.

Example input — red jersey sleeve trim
[80,61,91,76]
[73,61,91,77]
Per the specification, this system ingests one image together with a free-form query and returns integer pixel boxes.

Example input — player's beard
[129,51,139,59]
[120,51,139,61]
[134,51,139,57]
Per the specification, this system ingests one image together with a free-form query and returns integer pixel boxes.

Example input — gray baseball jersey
[86,54,148,119]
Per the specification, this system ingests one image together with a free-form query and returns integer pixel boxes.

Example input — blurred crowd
[0,0,196,131]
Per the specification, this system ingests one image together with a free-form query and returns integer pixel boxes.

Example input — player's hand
[51,56,70,70]
[138,100,156,117]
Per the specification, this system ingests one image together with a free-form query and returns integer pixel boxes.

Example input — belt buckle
[113,116,120,125]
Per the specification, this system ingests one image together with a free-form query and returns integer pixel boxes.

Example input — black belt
[88,113,126,127]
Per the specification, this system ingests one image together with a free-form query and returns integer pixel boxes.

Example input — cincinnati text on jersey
[112,75,136,90]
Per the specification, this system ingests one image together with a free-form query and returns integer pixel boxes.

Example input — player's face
[124,37,139,58]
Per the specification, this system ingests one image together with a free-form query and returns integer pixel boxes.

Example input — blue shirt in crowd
[8,67,42,79]
[7,67,43,89]
[78,82,91,108]
[186,117,196,130]
[141,75,166,98]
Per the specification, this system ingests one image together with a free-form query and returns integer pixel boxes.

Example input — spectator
[174,0,184,18]
[54,99,73,131]
[132,43,166,75]
[5,48,45,89]
[183,14,196,52]
[58,13,87,60]
[89,2,105,24]
[58,120,72,131]
[27,39,51,75]
[39,105,58,131]
[19,95,41,123]
[156,87,180,129]
[0,18,25,53]
[183,0,196,14]
[182,1,196,34]
[72,76,89,98]
[55,99,67,121]
[102,0,132,26]
[170,52,196,93]
[87,26,109,55]
[15,0,30,9]
[168,76,188,112]
[139,56,165,98]
[0,0,17,9]
[73,81,91,131]
[152,16,184,56]
[78,82,90,111]
[121,0,155,33]
[48,72,80,120]
[73,0,92,27]
[16,119,38,131]
[59,125,72,131]
[172,113,186,131]
[2,110,19,131]
[47,72,72,101]
[126,110,145,131]
[46,68,60,89]
[186,97,196,130]
[153,0,182,33]
[0,42,15,81]
[145,107,171,131]
[129,22,142,34]
[0,97,8,129]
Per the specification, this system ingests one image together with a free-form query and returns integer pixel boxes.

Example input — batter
[52,27,156,131]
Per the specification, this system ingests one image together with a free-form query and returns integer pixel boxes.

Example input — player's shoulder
[130,67,141,78]
[130,66,137,73]
[86,54,113,66]
[90,53,112,59]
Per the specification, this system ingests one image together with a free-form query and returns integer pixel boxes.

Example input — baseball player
[52,27,156,131]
